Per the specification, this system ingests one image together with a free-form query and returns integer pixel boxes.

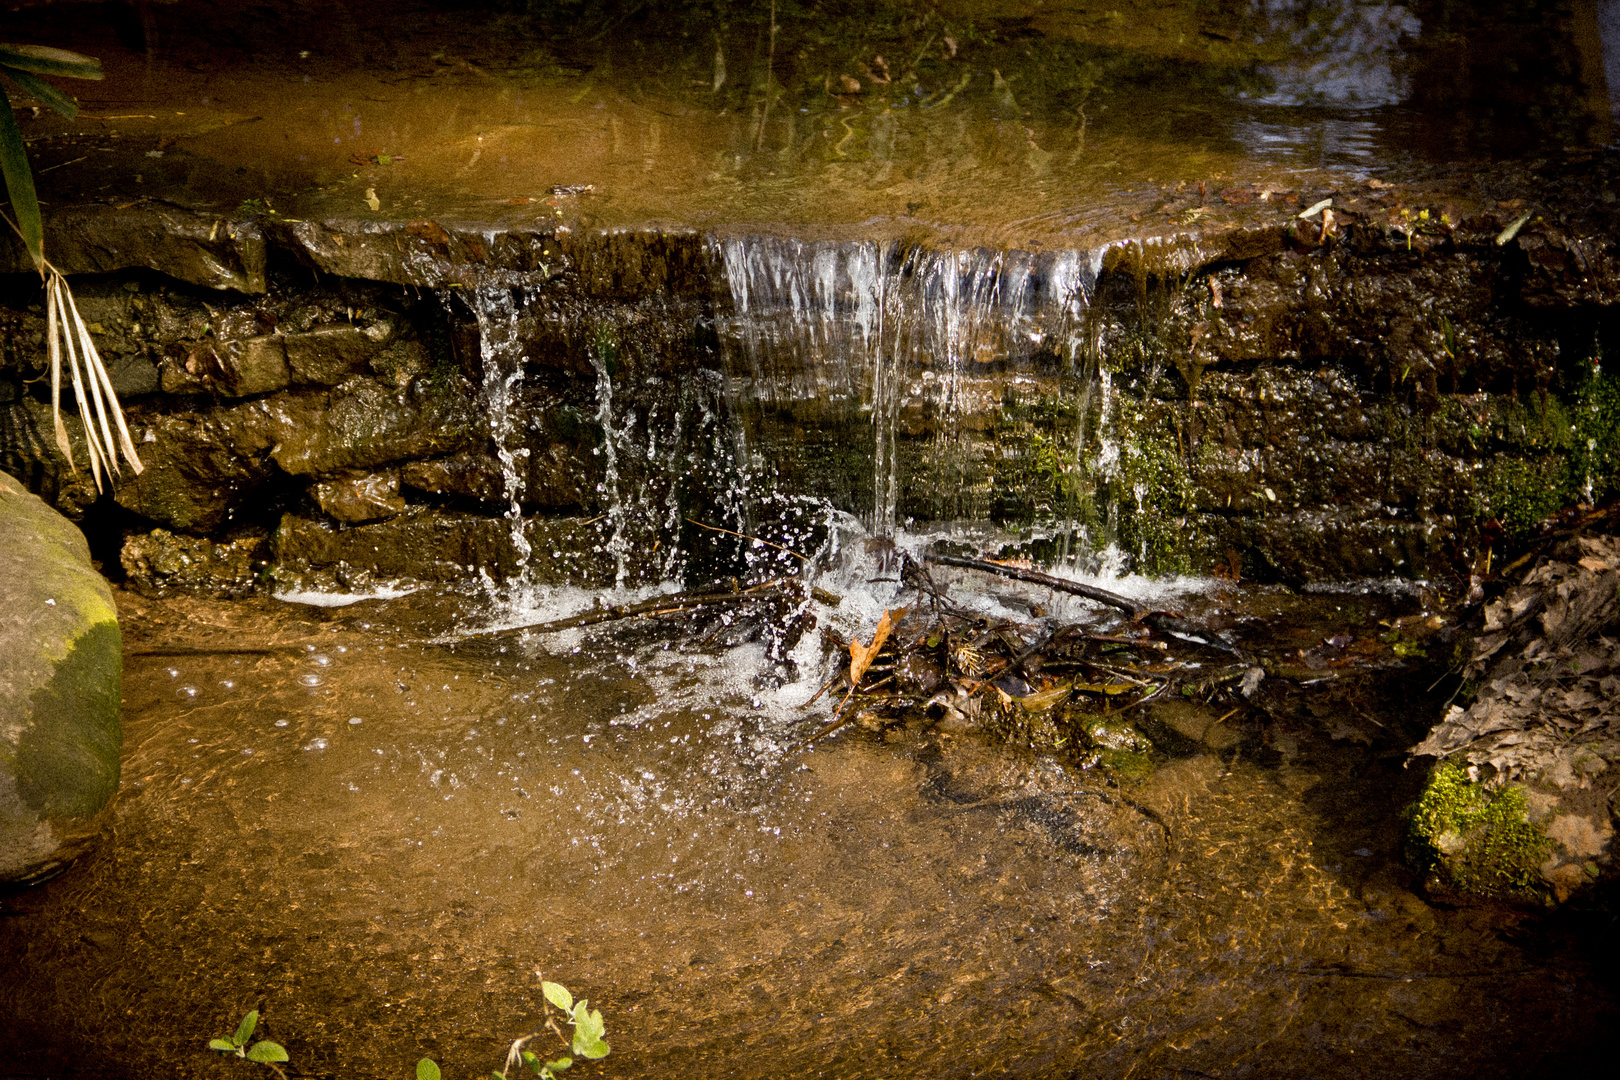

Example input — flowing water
[2,545,1616,1078]
[5,1,1620,1075]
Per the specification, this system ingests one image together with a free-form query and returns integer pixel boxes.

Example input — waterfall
[466,286,535,600]
[712,236,1102,543]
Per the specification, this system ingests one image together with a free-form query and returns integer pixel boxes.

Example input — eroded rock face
[0,470,121,884]
[1,181,1618,592]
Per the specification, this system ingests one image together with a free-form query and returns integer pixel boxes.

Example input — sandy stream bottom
[1,585,1614,1079]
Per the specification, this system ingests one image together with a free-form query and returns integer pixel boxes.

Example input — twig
[685,516,808,561]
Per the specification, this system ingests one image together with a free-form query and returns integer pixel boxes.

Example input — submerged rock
[0,470,121,884]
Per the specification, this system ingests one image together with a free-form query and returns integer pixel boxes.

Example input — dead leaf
[849,606,908,687]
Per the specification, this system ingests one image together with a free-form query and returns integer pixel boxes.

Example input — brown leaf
[849,606,907,687]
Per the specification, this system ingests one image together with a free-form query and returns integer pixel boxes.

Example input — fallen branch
[467,578,800,637]
[925,554,1143,615]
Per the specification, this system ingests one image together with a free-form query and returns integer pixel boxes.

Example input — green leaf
[576,1039,610,1061]
[0,45,102,80]
[234,1011,259,1047]
[572,1007,604,1046]
[2,66,79,119]
[0,88,42,270]
[520,1050,538,1065]
[208,1038,238,1053]
[540,981,573,1013]
[246,1040,288,1064]
[416,1057,442,1080]
[543,1057,572,1072]
[492,1073,507,1080]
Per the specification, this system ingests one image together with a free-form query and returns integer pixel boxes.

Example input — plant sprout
[208,1010,290,1079]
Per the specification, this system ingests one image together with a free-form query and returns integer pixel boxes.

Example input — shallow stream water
[2,560,1614,1078]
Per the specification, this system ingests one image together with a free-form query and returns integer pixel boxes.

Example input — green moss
[14,619,122,819]
[1406,763,1552,898]
[1111,418,1196,575]
[1479,367,1620,538]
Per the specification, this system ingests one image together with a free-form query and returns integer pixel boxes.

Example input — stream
[2,1,1619,1076]
[2,553,1615,1078]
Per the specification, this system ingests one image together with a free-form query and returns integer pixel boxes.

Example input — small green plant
[412,981,611,1080]
[208,1011,290,1079]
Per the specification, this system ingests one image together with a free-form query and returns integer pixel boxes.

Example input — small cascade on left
[466,284,536,605]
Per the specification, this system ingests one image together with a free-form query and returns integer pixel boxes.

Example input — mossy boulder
[0,469,122,884]
[1406,763,1556,901]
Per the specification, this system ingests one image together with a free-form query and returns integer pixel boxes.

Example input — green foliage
[488,981,611,1080]
[207,1010,290,1079]
[0,43,103,271]
[418,1058,443,1080]
[1406,763,1553,898]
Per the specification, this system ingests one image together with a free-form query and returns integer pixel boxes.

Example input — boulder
[0,469,122,884]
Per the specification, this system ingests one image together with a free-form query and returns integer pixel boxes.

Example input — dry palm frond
[43,264,143,490]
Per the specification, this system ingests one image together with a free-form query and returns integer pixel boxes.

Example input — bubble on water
[300,672,325,687]
[348,717,363,725]
[166,667,180,678]
[274,719,289,727]
[219,680,235,690]
[179,685,199,698]
[241,748,254,756]
[304,738,329,751]
[311,654,332,667]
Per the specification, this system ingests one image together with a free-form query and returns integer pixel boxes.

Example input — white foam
[274,583,418,608]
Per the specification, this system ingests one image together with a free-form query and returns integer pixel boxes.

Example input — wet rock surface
[4,171,1620,590]
[0,470,122,884]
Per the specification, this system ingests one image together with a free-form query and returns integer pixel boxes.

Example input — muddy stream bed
[3,565,1614,1079]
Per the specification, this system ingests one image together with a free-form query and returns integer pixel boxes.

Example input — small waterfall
[466,286,535,600]
[713,236,1102,542]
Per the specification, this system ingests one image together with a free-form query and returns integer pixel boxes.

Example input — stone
[0,203,267,294]
[159,334,290,397]
[271,509,613,585]
[0,469,122,884]
[401,451,507,503]
[312,470,408,523]
[113,410,277,533]
[119,528,267,597]
[265,377,480,476]
[284,323,389,386]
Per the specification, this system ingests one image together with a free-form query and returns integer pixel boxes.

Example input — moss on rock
[1406,763,1554,900]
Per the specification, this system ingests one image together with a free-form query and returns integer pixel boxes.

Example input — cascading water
[711,235,1107,555]
[465,285,536,601]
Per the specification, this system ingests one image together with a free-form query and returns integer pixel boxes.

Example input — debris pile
[1409,534,1620,901]
[800,554,1261,772]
